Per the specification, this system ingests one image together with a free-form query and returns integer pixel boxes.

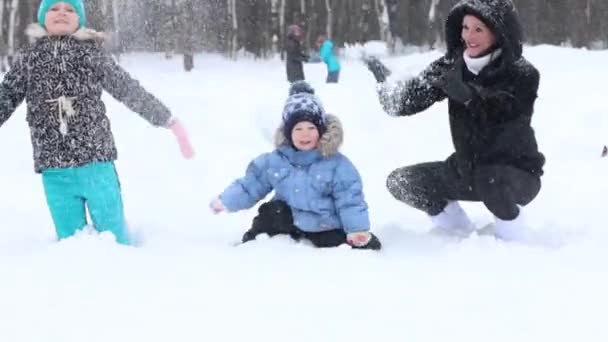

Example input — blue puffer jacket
[319,40,340,72]
[220,115,369,234]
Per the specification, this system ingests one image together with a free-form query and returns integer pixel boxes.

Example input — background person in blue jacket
[317,35,341,83]
[210,81,380,250]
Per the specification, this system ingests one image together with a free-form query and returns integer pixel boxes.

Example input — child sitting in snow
[210,81,381,250]
[0,0,194,244]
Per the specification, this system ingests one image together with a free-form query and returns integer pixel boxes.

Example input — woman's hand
[363,56,392,83]
[430,58,474,105]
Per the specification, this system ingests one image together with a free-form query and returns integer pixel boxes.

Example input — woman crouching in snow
[210,81,381,250]
[365,0,545,241]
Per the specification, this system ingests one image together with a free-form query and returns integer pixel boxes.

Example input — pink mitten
[346,232,372,247]
[169,118,195,159]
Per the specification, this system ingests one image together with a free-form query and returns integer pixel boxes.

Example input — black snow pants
[386,161,541,220]
[242,200,381,250]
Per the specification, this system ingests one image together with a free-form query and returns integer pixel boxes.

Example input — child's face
[291,121,320,151]
[45,2,79,36]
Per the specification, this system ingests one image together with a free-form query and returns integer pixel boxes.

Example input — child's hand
[168,118,195,159]
[347,232,382,250]
[209,197,226,214]
[346,232,372,247]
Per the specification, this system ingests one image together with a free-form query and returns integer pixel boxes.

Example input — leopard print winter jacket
[0,25,172,172]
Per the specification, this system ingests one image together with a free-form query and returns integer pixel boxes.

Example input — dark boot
[303,229,347,248]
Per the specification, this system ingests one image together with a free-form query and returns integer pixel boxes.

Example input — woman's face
[461,14,496,57]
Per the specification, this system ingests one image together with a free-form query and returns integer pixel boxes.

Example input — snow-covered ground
[1,45,607,342]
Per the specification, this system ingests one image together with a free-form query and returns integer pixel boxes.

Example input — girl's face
[45,2,79,36]
[291,121,320,151]
[461,15,496,58]
[316,36,326,48]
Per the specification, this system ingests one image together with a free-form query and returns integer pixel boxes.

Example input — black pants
[386,162,541,220]
[242,200,348,248]
[326,71,340,83]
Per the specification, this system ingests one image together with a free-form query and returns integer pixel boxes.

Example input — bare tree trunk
[231,0,238,58]
[167,0,177,59]
[428,0,442,48]
[7,0,19,67]
[371,0,389,44]
[374,0,386,41]
[270,0,279,55]
[111,0,121,61]
[183,0,195,70]
[279,0,285,50]
[0,0,6,72]
[301,0,310,46]
[325,0,332,38]
[227,0,238,58]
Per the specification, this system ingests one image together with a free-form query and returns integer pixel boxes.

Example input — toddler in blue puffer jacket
[210,81,381,250]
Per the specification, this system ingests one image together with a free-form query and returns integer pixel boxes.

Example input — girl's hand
[168,118,195,159]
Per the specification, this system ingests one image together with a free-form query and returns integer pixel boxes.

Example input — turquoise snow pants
[42,161,130,245]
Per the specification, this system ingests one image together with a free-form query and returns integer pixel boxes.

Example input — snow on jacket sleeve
[0,53,27,127]
[378,56,448,117]
[331,155,370,233]
[98,52,172,127]
[220,153,274,212]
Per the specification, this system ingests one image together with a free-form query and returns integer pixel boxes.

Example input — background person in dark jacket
[285,24,308,83]
[366,0,545,242]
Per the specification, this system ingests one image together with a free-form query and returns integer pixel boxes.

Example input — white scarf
[463,49,502,75]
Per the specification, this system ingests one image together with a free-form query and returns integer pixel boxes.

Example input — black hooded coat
[385,0,545,177]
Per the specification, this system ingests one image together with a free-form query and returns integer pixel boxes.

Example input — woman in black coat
[366,0,545,241]
[285,24,308,83]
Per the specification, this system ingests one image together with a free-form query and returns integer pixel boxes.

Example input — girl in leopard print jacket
[0,0,194,244]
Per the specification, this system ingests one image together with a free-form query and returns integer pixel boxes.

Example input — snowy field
[1,45,607,341]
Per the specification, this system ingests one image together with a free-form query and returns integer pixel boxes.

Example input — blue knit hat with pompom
[282,81,327,143]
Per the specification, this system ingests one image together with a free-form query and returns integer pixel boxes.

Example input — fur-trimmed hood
[25,23,107,43]
[274,114,343,157]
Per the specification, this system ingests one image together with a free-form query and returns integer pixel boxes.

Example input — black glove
[363,56,392,83]
[430,58,474,105]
